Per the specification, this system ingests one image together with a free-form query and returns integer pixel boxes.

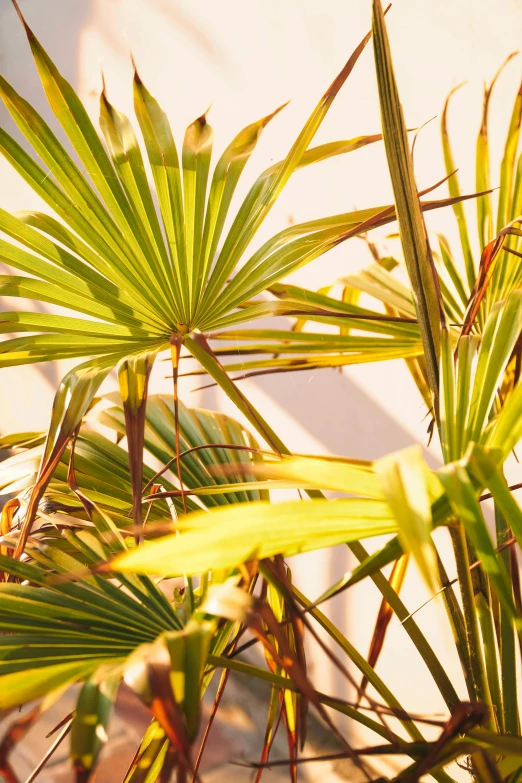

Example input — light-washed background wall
[1,0,522,777]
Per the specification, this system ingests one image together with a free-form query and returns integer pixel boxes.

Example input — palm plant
[0,395,270,782]
[108,3,522,779]
[0,0,389,552]
[2,0,522,782]
[0,0,477,557]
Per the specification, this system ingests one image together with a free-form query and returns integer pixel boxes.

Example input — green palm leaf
[0,5,390,548]
[0,394,266,538]
[112,497,398,577]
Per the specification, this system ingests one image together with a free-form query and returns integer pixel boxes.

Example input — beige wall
[1,0,522,777]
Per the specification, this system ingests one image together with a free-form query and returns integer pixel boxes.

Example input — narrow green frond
[199,26,374,317]
[182,111,213,313]
[441,85,476,289]
[100,87,182,319]
[112,498,397,577]
[133,69,188,323]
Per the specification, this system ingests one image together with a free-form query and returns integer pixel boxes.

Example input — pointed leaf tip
[10,0,32,35]
[196,110,209,127]
[261,100,290,128]
[484,51,520,110]
[196,103,212,127]
[322,5,389,104]
[445,81,467,103]
[131,53,143,86]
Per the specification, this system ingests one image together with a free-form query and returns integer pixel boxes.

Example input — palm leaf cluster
[0,0,383,433]
[3,0,522,782]
[0,0,419,551]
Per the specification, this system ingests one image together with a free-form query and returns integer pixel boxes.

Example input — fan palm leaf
[0,394,266,542]
[0,2,389,546]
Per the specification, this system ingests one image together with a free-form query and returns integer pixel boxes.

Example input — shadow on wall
[251,364,433,461]
[144,0,232,70]
[0,0,95,139]
[198,343,436,464]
